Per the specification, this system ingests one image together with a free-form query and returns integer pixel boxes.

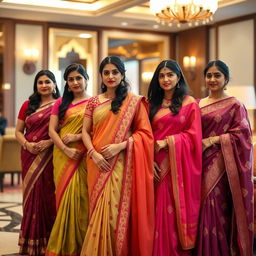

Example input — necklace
[104,92,115,100]
[162,98,171,108]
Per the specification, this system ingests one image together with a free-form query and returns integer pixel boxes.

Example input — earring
[120,80,125,87]
[53,88,56,94]
[176,83,180,88]
[68,87,71,92]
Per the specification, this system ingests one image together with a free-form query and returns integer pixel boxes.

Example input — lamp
[23,49,39,75]
[150,0,218,26]
[183,56,196,80]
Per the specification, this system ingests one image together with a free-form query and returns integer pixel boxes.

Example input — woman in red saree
[195,60,254,256]
[15,70,60,255]
[81,56,154,256]
[148,60,202,256]
[46,64,90,256]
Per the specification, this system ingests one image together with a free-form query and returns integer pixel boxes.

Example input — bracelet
[23,140,27,150]
[209,137,214,146]
[88,148,95,159]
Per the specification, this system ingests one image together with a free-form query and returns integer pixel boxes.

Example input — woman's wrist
[23,140,28,150]
[88,147,96,159]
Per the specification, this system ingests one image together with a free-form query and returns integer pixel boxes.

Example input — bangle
[23,140,27,150]
[209,137,214,146]
[88,148,95,159]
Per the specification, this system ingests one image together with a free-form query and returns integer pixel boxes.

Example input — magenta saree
[19,103,56,256]
[196,97,254,256]
[152,99,202,256]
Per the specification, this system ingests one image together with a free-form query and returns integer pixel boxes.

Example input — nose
[210,75,215,81]
[109,72,113,78]
[163,75,168,81]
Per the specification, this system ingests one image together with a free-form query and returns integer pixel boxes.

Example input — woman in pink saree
[15,70,60,255]
[148,60,202,256]
[195,60,254,256]
[81,56,154,256]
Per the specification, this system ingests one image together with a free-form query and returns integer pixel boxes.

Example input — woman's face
[101,63,124,89]
[158,67,179,92]
[67,70,87,94]
[37,75,55,96]
[205,65,227,92]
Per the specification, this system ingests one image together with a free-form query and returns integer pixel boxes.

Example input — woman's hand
[63,146,82,160]
[153,162,161,182]
[91,151,111,172]
[202,136,219,151]
[155,139,167,153]
[34,140,52,152]
[101,144,123,159]
[62,134,79,144]
[26,142,40,154]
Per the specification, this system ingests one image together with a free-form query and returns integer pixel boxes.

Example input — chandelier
[150,0,218,27]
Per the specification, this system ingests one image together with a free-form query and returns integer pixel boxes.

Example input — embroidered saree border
[23,150,52,207]
[89,95,141,217]
[115,137,133,255]
[201,151,225,203]
[167,135,195,249]
[201,97,237,116]
[221,134,250,256]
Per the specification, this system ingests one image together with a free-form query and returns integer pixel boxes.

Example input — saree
[80,93,154,256]
[195,97,254,256]
[152,100,202,256]
[46,100,89,256]
[19,102,56,256]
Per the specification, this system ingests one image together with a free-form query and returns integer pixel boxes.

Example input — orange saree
[81,93,154,256]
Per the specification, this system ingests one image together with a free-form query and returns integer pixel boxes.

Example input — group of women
[15,56,254,256]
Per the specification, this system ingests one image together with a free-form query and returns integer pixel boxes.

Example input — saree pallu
[19,104,56,256]
[195,97,253,256]
[46,100,89,256]
[152,101,202,256]
[80,93,154,256]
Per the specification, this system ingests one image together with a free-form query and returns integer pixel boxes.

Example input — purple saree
[196,97,254,256]
[19,103,56,256]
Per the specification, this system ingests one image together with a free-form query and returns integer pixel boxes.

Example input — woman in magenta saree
[148,60,202,256]
[196,60,254,256]
[15,70,60,255]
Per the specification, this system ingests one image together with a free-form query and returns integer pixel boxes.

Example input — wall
[15,24,43,120]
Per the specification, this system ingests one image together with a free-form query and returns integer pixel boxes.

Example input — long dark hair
[27,70,60,116]
[148,59,188,122]
[58,63,89,120]
[204,60,230,83]
[99,56,130,114]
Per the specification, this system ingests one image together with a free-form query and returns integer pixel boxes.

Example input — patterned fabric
[18,102,56,256]
[196,97,254,256]
[152,99,202,256]
[46,99,89,256]
[80,93,154,256]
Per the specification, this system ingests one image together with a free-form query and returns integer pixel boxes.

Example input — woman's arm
[15,119,39,154]
[82,115,111,171]
[49,114,81,160]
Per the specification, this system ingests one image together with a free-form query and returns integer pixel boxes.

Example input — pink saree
[195,97,254,256]
[19,103,56,256]
[152,100,202,256]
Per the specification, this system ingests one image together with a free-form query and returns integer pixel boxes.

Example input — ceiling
[0,0,255,32]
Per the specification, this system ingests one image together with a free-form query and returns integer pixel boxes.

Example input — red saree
[152,99,202,256]
[196,97,254,256]
[80,93,154,256]
[18,103,56,256]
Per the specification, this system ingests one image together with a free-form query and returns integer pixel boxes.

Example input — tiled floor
[0,175,22,256]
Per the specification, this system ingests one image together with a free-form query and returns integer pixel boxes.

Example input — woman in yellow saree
[46,64,90,256]
[81,56,155,256]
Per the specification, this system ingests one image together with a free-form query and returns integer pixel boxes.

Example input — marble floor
[0,175,22,256]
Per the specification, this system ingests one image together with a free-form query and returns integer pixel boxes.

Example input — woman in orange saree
[81,56,155,256]
[148,60,202,256]
[46,64,90,256]
[195,60,254,256]
[15,70,60,255]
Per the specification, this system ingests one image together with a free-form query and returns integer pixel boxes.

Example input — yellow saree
[46,100,89,256]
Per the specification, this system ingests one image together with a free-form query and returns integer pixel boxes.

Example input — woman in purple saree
[196,60,254,256]
[15,70,60,255]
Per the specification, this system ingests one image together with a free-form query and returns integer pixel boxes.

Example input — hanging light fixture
[150,0,218,26]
